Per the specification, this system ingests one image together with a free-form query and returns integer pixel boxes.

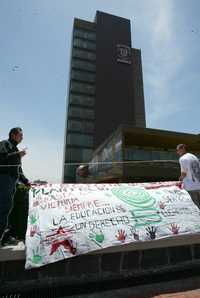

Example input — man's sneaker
[1,236,18,246]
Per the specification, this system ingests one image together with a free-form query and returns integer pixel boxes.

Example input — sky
[0,0,200,183]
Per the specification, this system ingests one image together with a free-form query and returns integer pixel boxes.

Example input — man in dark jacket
[0,127,30,246]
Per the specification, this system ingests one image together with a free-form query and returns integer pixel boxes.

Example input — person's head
[9,127,23,144]
[76,165,89,178]
[176,144,187,156]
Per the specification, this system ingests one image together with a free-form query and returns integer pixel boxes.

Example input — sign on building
[117,44,132,64]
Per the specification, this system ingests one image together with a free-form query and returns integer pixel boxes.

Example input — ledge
[1,233,200,262]
[2,234,200,295]
[0,241,25,261]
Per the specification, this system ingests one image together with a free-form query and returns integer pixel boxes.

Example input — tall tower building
[63,11,146,183]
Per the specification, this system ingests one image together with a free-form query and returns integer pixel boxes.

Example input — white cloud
[144,1,185,126]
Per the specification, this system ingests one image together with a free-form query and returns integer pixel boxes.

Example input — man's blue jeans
[0,174,17,239]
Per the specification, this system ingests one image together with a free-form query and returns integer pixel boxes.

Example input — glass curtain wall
[89,132,122,176]
[64,26,96,182]
[124,148,179,161]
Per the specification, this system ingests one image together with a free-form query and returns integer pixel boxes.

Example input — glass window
[167,151,178,160]
[72,48,96,61]
[72,59,96,72]
[73,38,96,51]
[71,70,96,83]
[137,149,151,160]
[152,150,178,160]
[124,148,149,160]
[67,133,93,147]
[68,119,94,133]
[70,94,95,107]
[74,29,96,41]
[102,147,112,162]
[99,142,113,170]
[124,148,179,161]
[68,106,94,120]
[114,133,122,161]
[115,150,122,161]
[89,156,99,174]
[155,151,164,160]
[66,148,93,162]
[82,148,93,161]
[65,165,77,179]
[84,121,94,133]
[71,81,96,95]
[151,151,161,160]
[64,164,77,178]
[124,148,133,160]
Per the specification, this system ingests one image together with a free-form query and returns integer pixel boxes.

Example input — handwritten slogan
[25,182,200,269]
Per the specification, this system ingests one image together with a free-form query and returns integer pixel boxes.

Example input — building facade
[63,11,146,183]
[77,125,200,183]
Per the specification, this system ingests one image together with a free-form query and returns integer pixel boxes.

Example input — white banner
[25,182,200,269]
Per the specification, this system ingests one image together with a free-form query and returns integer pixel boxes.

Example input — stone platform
[1,234,200,297]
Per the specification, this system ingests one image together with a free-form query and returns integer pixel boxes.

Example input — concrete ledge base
[1,234,200,296]
[66,276,200,298]
[1,233,200,262]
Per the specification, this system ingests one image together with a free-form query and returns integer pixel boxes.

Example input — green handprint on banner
[29,213,38,225]
[89,230,105,247]
[32,247,42,264]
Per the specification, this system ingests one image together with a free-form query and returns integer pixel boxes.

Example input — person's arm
[18,166,30,186]
[179,159,187,181]
[179,172,187,181]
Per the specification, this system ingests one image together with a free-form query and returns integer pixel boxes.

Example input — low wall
[1,235,200,297]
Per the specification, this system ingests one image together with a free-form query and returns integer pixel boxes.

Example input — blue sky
[0,0,200,182]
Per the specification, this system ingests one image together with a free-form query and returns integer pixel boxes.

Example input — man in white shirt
[176,144,200,208]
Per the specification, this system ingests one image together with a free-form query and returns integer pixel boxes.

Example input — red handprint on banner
[169,223,180,234]
[159,201,166,209]
[30,225,38,237]
[116,229,127,242]
[50,239,76,256]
